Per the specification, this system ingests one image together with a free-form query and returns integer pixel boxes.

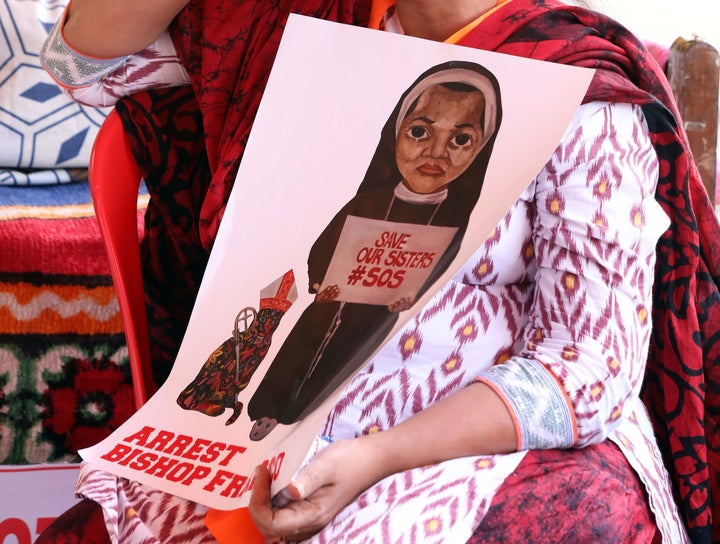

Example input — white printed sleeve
[40,4,189,107]
[477,102,669,450]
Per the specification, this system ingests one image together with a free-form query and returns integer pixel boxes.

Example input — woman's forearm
[253,382,518,539]
[62,0,190,58]
[363,381,517,479]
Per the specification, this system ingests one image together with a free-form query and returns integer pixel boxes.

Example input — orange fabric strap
[446,0,514,43]
[369,0,515,43]
[368,0,394,28]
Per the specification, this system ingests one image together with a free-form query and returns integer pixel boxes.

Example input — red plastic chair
[88,108,263,544]
[89,108,155,409]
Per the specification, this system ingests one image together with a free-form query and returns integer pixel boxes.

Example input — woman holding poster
[38,0,720,543]
[247,60,502,440]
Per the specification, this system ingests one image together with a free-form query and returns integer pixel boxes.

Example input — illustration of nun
[247,60,503,440]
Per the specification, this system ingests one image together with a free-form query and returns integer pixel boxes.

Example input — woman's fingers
[248,466,276,530]
[249,439,387,540]
[248,463,330,540]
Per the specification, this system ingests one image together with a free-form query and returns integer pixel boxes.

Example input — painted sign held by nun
[319,217,458,305]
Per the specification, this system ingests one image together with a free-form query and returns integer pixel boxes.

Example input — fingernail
[292,481,304,498]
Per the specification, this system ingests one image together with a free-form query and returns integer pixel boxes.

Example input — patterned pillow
[0,0,108,185]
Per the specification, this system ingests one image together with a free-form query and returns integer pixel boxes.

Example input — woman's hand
[249,382,517,540]
[249,437,384,542]
[313,283,340,303]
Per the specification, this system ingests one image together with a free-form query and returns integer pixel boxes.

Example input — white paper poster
[79,14,594,510]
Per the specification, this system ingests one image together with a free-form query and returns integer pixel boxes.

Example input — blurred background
[600,0,719,52]
[598,0,720,209]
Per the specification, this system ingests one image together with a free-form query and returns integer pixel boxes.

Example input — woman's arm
[40,0,191,107]
[250,381,515,541]
[249,102,665,541]
[62,0,190,58]
[476,102,664,451]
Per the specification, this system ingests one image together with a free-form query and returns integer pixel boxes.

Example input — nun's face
[396,84,485,194]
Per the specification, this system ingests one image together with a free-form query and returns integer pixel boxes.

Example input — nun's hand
[387,296,413,312]
[313,284,340,303]
[249,438,383,542]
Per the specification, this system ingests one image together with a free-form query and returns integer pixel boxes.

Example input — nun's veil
[357,60,503,228]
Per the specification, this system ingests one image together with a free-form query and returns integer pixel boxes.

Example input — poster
[0,464,81,543]
[79,14,594,510]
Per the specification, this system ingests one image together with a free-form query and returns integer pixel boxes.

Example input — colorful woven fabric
[0,182,146,463]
